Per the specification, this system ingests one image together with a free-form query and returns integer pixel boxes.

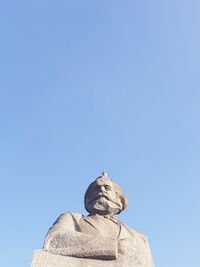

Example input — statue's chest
[79,216,120,239]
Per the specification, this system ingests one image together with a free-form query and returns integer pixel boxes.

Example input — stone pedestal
[30,250,152,267]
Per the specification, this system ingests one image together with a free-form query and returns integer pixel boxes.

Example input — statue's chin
[93,198,108,210]
[91,198,120,215]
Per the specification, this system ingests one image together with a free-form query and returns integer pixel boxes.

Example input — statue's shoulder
[135,229,148,243]
[131,226,148,241]
[128,225,147,238]
[55,211,83,223]
[44,212,83,236]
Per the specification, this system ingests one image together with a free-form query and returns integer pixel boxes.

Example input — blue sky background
[0,1,200,266]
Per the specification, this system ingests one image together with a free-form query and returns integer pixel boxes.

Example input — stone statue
[31,172,155,267]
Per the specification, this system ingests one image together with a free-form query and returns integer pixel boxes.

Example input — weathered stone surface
[31,250,153,267]
[30,172,155,267]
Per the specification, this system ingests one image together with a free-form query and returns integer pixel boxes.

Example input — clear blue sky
[0,1,199,266]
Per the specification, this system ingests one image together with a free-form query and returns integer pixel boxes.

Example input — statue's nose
[100,186,106,193]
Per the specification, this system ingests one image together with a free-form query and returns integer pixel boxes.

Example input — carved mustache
[95,193,110,201]
[86,193,110,205]
[90,193,122,208]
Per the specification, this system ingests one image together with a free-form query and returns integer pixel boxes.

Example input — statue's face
[85,177,123,216]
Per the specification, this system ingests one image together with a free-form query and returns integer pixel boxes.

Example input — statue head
[84,172,128,216]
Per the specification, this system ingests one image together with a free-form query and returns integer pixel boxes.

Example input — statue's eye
[105,185,111,191]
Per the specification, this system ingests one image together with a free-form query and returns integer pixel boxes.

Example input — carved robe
[43,212,154,266]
